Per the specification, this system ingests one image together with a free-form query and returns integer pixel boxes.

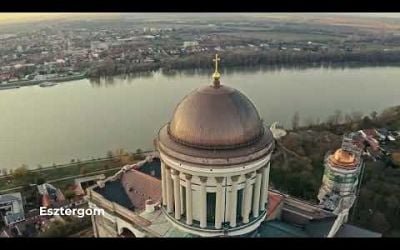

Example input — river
[1,65,400,170]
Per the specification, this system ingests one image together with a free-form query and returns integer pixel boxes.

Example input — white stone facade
[159,150,272,237]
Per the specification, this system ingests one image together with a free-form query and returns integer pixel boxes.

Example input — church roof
[93,159,161,212]
[120,169,161,211]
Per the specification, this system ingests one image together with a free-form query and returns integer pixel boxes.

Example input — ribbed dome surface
[168,84,264,149]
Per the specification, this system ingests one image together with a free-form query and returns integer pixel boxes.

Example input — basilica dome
[157,54,274,166]
[168,84,264,149]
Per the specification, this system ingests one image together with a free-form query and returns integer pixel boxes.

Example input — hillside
[270,105,400,237]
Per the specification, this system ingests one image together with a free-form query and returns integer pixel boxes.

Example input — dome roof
[168,84,264,149]
[329,149,357,168]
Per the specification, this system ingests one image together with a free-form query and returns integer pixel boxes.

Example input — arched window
[119,228,136,238]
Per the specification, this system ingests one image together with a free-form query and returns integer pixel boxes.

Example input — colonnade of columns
[160,160,270,230]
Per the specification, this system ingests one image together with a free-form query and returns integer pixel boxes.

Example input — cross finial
[212,54,221,87]
[213,54,220,74]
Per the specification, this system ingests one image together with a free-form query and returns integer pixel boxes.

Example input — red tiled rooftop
[363,129,378,137]
[42,194,51,208]
[267,191,284,218]
[71,184,85,196]
[120,169,161,211]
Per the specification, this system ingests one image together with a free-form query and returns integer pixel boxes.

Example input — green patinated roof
[257,220,309,237]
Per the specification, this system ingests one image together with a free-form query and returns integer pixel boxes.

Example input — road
[0,167,121,194]
[0,150,155,180]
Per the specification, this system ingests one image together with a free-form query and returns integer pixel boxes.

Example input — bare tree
[333,109,343,125]
[344,113,353,124]
[370,111,378,120]
[292,111,300,130]
[351,111,363,122]
[315,117,321,126]
[326,114,336,127]
[304,117,315,128]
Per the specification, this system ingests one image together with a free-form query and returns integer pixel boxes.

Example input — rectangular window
[206,192,216,223]
[237,189,244,220]
[181,186,186,216]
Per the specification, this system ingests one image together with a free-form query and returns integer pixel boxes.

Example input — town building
[183,41,199,48]
[37,183,66,208]
[0,192,25,226]
[88,55,381,238]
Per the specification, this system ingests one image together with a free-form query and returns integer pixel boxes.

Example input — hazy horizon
[1,13,400,25]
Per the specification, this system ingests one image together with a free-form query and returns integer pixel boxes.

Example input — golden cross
[213,54,220,74]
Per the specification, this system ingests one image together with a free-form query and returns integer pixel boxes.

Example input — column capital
[199,176,208,183]
[230,175,240,182]
[184,173,192,180]
[245,173,253,179]
[171,169,180,175]
[215,177,225,184]
[256,168,264,174]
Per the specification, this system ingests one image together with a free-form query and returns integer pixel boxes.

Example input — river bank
[0,150,151,194]
[86,49,400,78]
[3,60,400,91]
[0,73,87,90]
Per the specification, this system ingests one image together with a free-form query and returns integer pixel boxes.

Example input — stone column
[165,167,174,213]
[172,169,181,220]
[215,177,224,229]
[161,161,167,206]
[199,176,208,228]
[185,174,193,225]
[229,175,239,227]
[264,164,270,210]
[180,185,184,215]
[242,173,253,224]
[91,214,98,237]
[260,166,268,211]
[252,169,262,218]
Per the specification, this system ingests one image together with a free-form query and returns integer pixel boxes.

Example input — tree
[304,117,315,128]
[106,150,113,159]
[12,165,34,185]
[370,110,378,120]
[325,114,336,128]
[361,116,373,128]
[13,165,29,179]
[315,117,320,126]
[344,113,353,124]
[291,111,300,130]
[80,167,87,175]
[35,176,46,185]
[115,148,125,161]
[351,111,363,122]
[370,211,391,233]
[333,109,343,125]
[22,184,31,192]
[64,190,76,201]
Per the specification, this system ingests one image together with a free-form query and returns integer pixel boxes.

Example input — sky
[1,13,400,24]
[0,13,119,24]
